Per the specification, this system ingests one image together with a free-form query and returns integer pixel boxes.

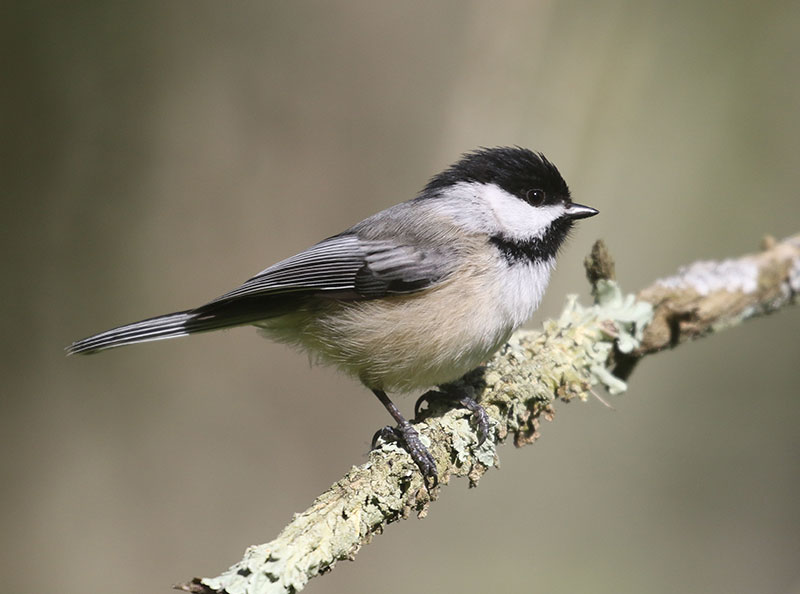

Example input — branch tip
[584,239,616,291]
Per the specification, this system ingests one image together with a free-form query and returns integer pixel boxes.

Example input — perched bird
[68,146,598,485]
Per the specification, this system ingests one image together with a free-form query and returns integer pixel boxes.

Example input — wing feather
[207,233,453,305]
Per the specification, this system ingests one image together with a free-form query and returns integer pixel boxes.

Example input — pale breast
[258,251,553,393]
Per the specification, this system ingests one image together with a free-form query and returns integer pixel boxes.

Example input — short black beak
[565,203,599,220]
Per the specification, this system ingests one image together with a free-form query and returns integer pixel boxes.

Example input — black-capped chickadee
[68,147,598,485]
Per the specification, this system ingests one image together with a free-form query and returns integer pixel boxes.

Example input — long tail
[66,311,197,354]
[66,296,295,355]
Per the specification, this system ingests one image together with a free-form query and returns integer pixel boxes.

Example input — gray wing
[207,233,453,304]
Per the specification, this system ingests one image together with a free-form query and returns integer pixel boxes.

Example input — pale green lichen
[440,412,498,468]
[202,462,411,594]
[553,280,652,394]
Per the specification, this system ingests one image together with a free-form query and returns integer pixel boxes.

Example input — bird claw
[372,423,438,489]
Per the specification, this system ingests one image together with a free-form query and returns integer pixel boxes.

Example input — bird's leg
[414,385,490,445]
[371,389,438,487]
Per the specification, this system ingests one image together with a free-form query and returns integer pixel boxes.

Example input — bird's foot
[372,422,438,488]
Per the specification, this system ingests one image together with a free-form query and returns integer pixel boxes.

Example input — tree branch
[176,233,799,594]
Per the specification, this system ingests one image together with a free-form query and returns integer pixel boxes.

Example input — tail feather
[66,294,302,355]
[66,311,196,354]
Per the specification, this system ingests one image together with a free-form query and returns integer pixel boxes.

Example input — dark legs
[371,389,438,487]
[370,386,491,488]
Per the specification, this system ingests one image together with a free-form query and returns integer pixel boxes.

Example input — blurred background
[3,1,799,593]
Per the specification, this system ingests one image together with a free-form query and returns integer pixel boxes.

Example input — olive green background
[3,2,799,593]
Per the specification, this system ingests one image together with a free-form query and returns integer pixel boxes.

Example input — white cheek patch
[479,183,565,241]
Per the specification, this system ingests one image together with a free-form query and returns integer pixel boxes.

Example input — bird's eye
[526,189,546,205]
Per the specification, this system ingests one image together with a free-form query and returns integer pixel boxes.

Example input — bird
[68,146,598,486]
